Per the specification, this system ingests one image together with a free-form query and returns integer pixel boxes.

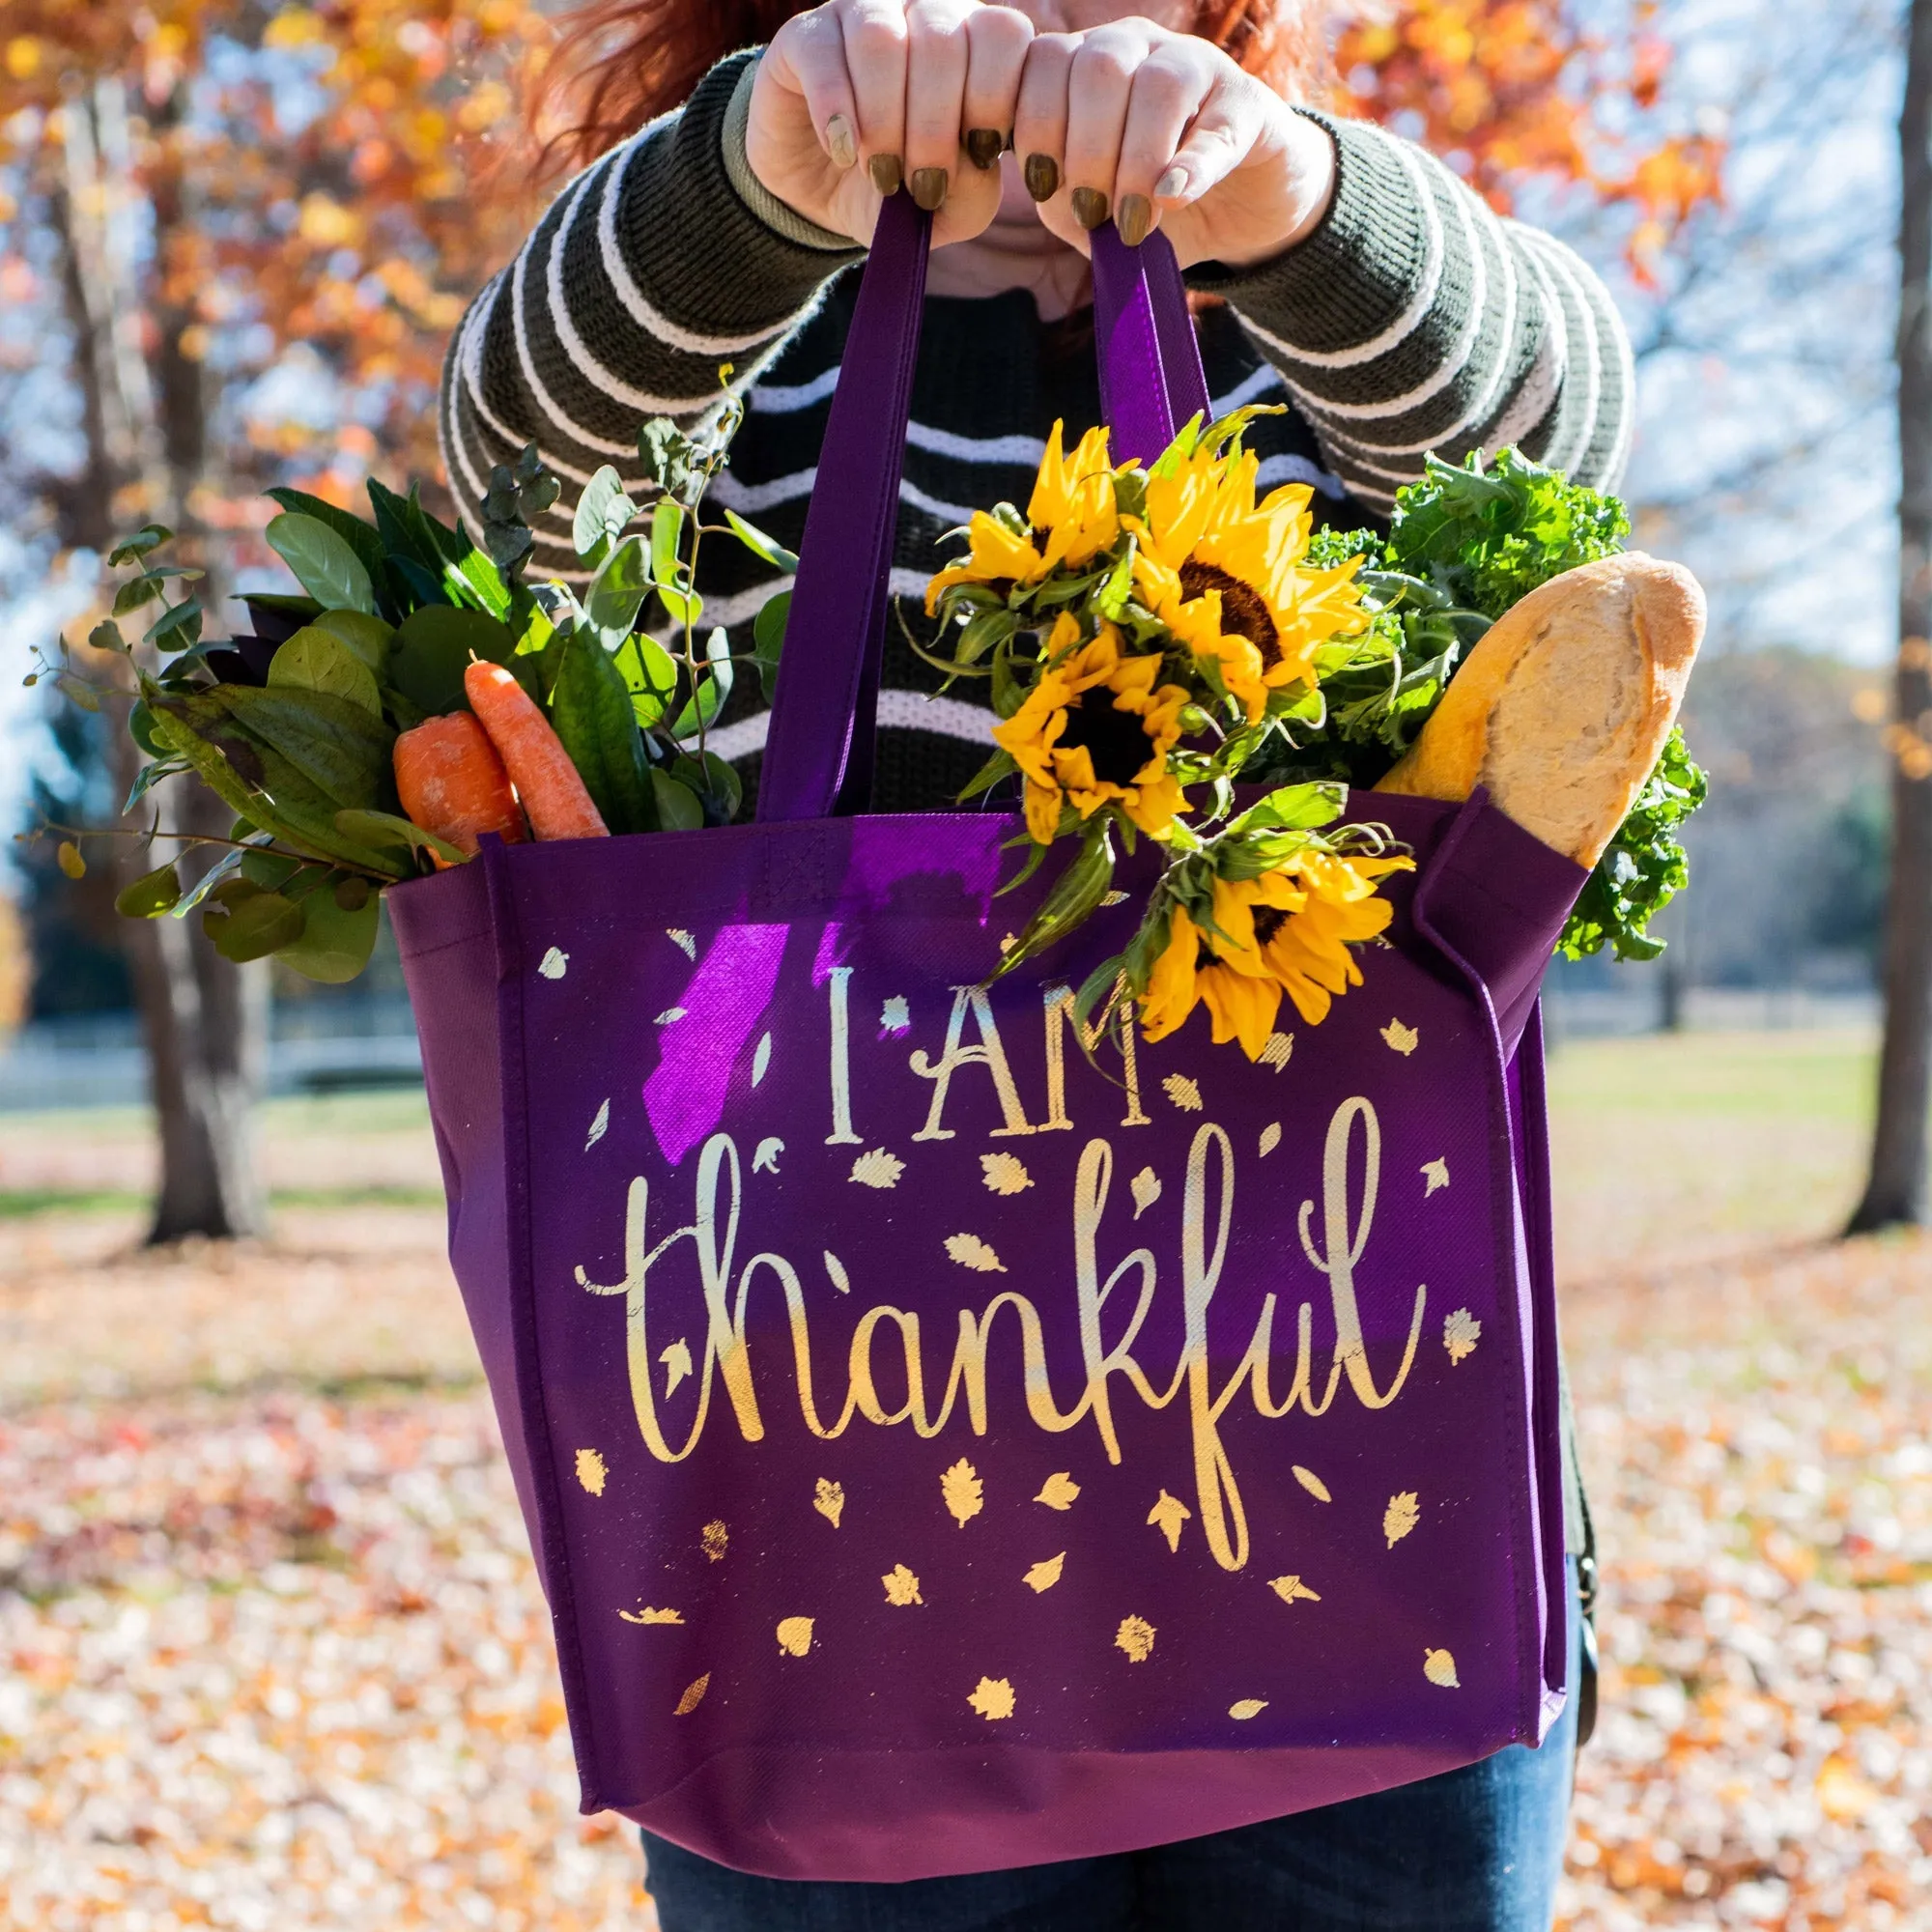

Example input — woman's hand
[1013,18,1335,269]
[749,1,1035,247]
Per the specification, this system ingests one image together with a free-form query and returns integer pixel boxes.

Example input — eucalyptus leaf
[108,524,173,567]
[277,879,383,983]
[752,590,789,699]
[123,756,189,813]
[113,576,163,616]
[214,685,394,810]
[148,598,204,653]
[721,508,799,574]
[269,626,384,719]
[574,466,636,561]
[670,627,732,741]
[267,513,377,615]
[585,535,653,643]
[649,500,684,589]
[115,863,183,919]
[615,633,679,728]
[651,770,704,831]
[204,891,307,963]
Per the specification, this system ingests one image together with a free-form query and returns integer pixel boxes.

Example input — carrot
[393,712,528,866]
[463,660,611,841]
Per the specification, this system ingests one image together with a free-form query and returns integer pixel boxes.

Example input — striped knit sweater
[440,49,1634,816]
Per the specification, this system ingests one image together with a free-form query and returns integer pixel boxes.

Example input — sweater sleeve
[439,51,862,582]
[1189,112,1634,513]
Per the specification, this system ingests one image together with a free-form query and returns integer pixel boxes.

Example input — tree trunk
[1850,0,1932,1234]
[57,81,267,1243]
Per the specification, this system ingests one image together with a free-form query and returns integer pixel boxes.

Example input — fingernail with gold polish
[1070,185,1110,231]
[826,115,857,171]
[965,128,1003,171]
[868,153,903,197]
[1023,153,1060,202]
[1116,193,1152,246]
[910,166,949,212]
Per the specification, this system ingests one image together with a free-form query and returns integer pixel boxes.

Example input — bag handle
[755,193,1209,824]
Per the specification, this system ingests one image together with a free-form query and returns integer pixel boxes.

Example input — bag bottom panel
[615,1736,1530,1882]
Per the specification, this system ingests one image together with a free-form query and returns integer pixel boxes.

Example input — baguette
[1374,553,1705,866]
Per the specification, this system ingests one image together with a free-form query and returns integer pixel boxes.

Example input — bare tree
[1851,0,1932,1230]
[52,81,266,1242]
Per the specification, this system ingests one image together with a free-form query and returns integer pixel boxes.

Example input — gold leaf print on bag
[1035,1472,1081,1511]
[660,1339,694,1399]
[942,1459,984,1527]
[1115,1615,1156,1663]
[880,996,911,1034]
[1023,1553,1065,1593]
[1424,1648,1461,1688]
[849,1149,905,1189]
[945,1233,1007,1274]
[1258,1122,1281,1158]
[618,1605,684,1625]
[1381,1019,1419,1055]
[1162,1073,1203,1113]
[1260,1031,1293,1071]
[1443,1308,1482,1364]
[1267,1576,1321,1606]
[1384,1492,1421,1548]
[882,1565,923,1605]
[667,927,696,960]
[584,1099,610,1151]
[700,1520,728,1562]
[1292,1465,1332,1504]
[753,1137,784,1175]
[813,1478,845,1528]
[968,1676,1015,1720]
[655,1008,687,1026]
[752,1032,773,1086]
[574,1449,607,1496]
[1148,1490,1192,1552]
[538,947,568,980]
[1129,1167,1162,1218]
[776,1617,814,1658]
[1421,1156,1450,1197]
[673,1674,710,1716]
[980,1152,1035,1196]
[1229,1699,1269,1720]
[823,1251,852,1294]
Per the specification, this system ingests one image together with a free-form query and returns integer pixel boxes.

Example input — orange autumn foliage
[1333,1,1722,282]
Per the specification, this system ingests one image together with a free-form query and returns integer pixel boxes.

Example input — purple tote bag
[389,196,1588,1883]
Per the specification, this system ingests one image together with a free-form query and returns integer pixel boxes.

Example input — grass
[0,1184,443,1219]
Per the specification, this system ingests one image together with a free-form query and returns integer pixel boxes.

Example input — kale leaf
[1383,447,1632,620]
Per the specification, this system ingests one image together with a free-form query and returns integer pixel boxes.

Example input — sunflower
[1212,849,1416,1025]
[1138,846,1414,1055]
[926,422,1119,612]
[1128,454,1369,724]
[1140,905,1286,1060]
[992,614,1190,845]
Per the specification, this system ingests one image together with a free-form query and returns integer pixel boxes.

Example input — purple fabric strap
[1090,223,1210,465]
[756,201,1210,824]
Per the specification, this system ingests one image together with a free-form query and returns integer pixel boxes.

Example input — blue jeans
[642,1566,1579,1932]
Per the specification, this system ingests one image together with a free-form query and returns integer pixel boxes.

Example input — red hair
[531,2,1332,179]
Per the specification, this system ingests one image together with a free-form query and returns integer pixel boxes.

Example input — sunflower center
[1251,905,1293,949]
[1180,560,1281,668]
[1058,687,1150,787]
